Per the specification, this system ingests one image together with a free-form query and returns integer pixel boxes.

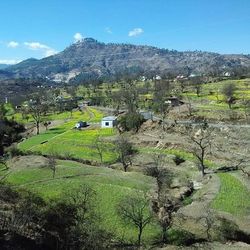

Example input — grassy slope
[8,106,103,124]
[17,108,117,163]
[4,160,160,242]
[19,127,117,163]
[212,173,250,216]
[183,78,250,119]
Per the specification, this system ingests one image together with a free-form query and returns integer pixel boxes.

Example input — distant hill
[4,38,250,82]
[0,64,10,70]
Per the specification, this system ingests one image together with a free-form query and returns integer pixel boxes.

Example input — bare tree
[93,135,105,165]
[47,149,58,178]
[67,184,97,221]
[196,206,215,241]
[115,136,134,172]
[185,121,213,177]
[157,196,176,243]
[190,76,203,97]
[28,95,47,135]
[145,154,172,193]
[152,80,171,130]
[147,155,176,243]
[221,83,237,109]
[117,193,152,246]
[121,81,139,114]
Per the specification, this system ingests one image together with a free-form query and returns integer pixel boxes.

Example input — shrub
[167,229,200,246]
[8,146,24,157]
[173,155,185,166]
[217,218,239,241]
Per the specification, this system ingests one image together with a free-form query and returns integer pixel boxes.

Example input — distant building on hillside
[139,111,153,120]
[101,116,117,128]
[75,121,87,129]
[165,96,184,107]
[223,71,231,77]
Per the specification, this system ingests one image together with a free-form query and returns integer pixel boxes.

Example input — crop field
[7,106,103,125]
[212,173,250,216]
[19,127,117,163]
[183,79,250,111]
[4,160,160,243]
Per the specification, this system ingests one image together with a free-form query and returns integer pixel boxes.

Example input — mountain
[0,64,10,70]
[5,38,250,82]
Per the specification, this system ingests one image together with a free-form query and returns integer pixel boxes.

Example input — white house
[101,116,117,128]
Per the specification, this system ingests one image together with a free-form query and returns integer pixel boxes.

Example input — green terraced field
[4,160,160,243]
[19,127,117,163]
[212,173,250,216]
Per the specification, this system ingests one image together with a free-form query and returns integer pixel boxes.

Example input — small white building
[101,116,117,128]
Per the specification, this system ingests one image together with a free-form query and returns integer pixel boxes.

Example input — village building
[101,116,117,128]
[139,111,153,120]
[75,121,87,129]
[165,96,184,107]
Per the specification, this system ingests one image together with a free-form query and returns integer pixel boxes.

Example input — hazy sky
[1,0,250,64]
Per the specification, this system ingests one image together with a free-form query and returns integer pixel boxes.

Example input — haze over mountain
[3,38,250,83]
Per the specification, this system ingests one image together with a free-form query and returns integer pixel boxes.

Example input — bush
[173,155,185,166]
[0,183,19,202]
[217,218,239,241]
[8,146,24,157]
[167,229,200,246]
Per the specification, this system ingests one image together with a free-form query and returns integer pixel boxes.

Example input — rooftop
[102,116,117,121]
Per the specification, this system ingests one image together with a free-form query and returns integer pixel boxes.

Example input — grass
[7,106,103,125]
[19,127,118,163]
[17,107,113,162]
[4,159,160,243]
[181,78,250,120]
[212,173,250,216]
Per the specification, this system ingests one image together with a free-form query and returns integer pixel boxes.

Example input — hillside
[5,38,250,82]
[0,64,9,69]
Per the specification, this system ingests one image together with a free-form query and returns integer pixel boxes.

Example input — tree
[48,155,56,178]
[117,193,152,246]
[185,121,213,177]
[152,80,171,130]
[120,81,139,113]
[196,207,215,241]
[190,76,203,97]
[118,112,144,133]
[44,184,112,249]
[221,83,237,109]
[93,135,105,165]
[145,154,172,193]
[115,136,134,172]
[28,93,48,135]
[156,195,176,243]
[0,118,24,156]
[146,154,175,244]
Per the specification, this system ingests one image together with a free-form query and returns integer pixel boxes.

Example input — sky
[1,0,250,64]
